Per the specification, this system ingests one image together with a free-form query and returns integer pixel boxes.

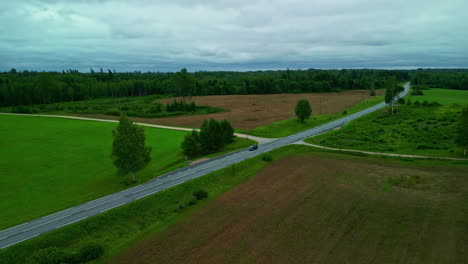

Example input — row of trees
[166,100,197,112]
[181,119,235,158]
[0,68,410,107]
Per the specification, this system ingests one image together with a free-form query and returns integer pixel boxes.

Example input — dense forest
[411,69,468,90]
[0,68,411,107]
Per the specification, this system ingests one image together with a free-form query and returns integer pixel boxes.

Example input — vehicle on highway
[248,144,258,151]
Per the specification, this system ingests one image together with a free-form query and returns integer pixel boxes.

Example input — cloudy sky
[1,0,467,72]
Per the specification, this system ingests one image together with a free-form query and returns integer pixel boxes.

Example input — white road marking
[0,233,40,249]
[98,203,127,213]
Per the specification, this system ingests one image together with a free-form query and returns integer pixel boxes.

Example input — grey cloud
[1,0,467,72]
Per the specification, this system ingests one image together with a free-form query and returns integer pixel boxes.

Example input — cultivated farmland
[111,151,468,264]
[154,90,383,129]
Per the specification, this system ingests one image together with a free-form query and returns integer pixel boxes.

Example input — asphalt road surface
[0,82,409,249]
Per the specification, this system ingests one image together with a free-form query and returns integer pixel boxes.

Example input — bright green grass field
[240,95,384,138]
[0,115,253,230]
[410,88,468,105]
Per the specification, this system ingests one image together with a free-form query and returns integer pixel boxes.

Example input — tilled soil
[111,155,466,264]
[154,90,383,129]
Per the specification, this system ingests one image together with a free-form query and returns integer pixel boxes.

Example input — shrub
[12,105,34,114]
[186,199,198,206]
[148,103,162,113]
[261,154,273,162]
[411,89,424,96]
[26,247,65,264]
[72,243,104,263]
[342,110,348,115]
[166,99,196,112]
[105,109,120,116]
[397,98,405,104]
[192,189,208,200]
[130,104,143,112]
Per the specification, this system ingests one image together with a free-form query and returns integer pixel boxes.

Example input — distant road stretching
[0,82,410,249]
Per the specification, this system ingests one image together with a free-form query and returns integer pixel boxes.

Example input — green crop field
[1,145,466,264]
[409,88,468,105]
[307,103,465,157]
[0,115,253,230]
[241,95,384,138]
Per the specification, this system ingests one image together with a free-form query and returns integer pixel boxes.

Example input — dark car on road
[248,144,258,151]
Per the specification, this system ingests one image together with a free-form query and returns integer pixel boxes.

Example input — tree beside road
[111,114,152,182]
[384,77,404,114]
[181,119,235,158]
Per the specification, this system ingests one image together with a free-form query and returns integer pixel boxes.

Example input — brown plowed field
[154,90,383,129]
[111,155,467,264]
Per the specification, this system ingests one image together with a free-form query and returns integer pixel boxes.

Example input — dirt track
[111,155,467,264]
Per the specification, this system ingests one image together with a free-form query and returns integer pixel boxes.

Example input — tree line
[411,69,468,90]
[0,68,410,107]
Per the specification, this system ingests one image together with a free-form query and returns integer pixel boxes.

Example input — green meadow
[0,115,252,229]
[409,88,468,105]
[307,104,465,157]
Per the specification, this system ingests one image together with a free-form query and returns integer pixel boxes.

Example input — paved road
[0,83,409,249]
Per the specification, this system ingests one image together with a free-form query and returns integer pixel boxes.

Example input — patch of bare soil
[75,90,382,130]
[111,155,466,264]
[154,90,383,129]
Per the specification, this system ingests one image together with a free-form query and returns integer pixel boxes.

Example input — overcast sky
[1,0,467,72]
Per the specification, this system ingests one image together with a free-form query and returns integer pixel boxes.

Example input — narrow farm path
[294,141,468,161]
[0,113,275,144]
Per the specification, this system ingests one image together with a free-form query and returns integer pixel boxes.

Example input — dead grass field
[111,155,467,264]
[154,90,383,129]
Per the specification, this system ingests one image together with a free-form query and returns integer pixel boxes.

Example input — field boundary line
[0,112,273,144]
[295,141,468,161]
